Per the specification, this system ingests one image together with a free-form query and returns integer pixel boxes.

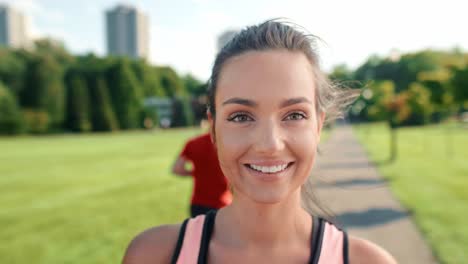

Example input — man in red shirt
[172,133,232,217]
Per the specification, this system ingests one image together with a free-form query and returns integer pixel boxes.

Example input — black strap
[170,218,189,264]
[197,210,217,264]
[343,231,349,264]
[309,217,325,264]
[173,213,343,264]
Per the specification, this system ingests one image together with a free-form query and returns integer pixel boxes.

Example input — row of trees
[330,49,468,161]
[330,49,468,127]
[2,41,467,135]
[0,39,206,134]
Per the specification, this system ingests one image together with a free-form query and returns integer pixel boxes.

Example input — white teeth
[249,164,288,173]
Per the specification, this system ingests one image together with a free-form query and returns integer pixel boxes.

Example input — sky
[1,0,468,80]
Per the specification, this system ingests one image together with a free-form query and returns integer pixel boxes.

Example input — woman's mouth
[244,162,294,174]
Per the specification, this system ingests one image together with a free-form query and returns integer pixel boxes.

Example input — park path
[311,125,438,263]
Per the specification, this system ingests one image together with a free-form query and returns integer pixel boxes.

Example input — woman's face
[210,50,325,204]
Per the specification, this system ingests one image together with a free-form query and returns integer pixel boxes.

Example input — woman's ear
[207,110,216,145]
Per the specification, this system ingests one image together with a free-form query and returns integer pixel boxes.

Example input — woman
[123,20,397,264]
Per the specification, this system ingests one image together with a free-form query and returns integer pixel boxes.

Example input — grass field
[0,128,203,264]
[354,123,468,264]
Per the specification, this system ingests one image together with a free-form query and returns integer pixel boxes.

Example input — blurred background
[0,0,466,263]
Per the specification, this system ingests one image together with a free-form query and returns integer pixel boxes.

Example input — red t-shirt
[180,133,232,208]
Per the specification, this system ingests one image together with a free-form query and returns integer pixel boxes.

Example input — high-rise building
[106,4,149,59]
[0,5,29,49]
[217,30,238,52]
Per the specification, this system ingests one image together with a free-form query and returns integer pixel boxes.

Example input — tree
[64,69,91,132]
[157,66,185,97]
[0,48,27,96]
[401,83,433,126]
[33,38,74,66]
[131,60,165,97]
[0,82,23,134]
[183,74,206,97]
[87,75,119,132]
[20,54,65,131]
[21,109,49,134]
[106,59,143,129]
[451,66,468,108]
[171,97,194,127]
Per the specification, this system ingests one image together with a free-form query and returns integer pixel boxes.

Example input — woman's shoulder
[122,223,182,264]
[348,235,398,264]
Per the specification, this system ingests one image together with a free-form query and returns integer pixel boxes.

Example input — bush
[22,109,49,134]
[0,83,23,134]
[64,70,92,132]
[171,97,194,127]
[140,107,159,129]
[106,59,143,129]
[87,76,119,132]
[21,54,65,131]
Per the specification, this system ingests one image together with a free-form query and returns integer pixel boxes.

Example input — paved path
[310,125,438,263]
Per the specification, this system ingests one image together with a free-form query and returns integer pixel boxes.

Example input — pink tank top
[170,211,349,264]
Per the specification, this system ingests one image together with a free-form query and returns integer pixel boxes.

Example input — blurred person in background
[172,131,232,217]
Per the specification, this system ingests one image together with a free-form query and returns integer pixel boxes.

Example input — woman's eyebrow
[221,97,312,108]
[222,97,258,107]
[280,97,312,108]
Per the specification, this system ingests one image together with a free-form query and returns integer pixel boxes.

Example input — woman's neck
[216,190,312,249]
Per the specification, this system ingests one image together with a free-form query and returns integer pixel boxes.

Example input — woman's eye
[227,113,253,123]
[285,112,306,121]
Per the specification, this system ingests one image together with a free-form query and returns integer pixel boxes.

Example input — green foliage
[366,80,396,121]
[349,49,468,125]
[451,66,468,105]
[171,97,194,127]
[0,46,196,134]
[33,38,74,66]
[157,66,185,98]
[0,48,27,96]
[401,83,433,125]
[0,82,23,134]
[106,59,143,129]
[22,109,49,134]
[20,54,65,130]
[140,106,159,129]
[64,69,92,132]
[87,75,119,132]
[131,60,165,97]
[183,74,206,97]
[360,80,433,126]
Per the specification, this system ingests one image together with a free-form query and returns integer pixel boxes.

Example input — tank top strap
[315,218,349,264]
[172,213,348,264]
[170,218,189,264]
[310,216,326,264]
[170,211,217,264]
[197,210,216,263]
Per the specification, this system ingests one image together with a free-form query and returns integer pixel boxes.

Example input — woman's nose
[253,119,285,155]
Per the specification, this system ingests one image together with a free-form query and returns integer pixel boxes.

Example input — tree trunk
[390,126,397,162]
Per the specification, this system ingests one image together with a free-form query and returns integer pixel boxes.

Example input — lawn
[353,122,468,264]
[0,128,201,264]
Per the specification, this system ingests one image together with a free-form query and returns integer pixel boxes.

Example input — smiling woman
[122,19,397,264]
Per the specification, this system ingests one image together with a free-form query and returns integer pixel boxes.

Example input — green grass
[353,122,468,264]
[0,128,202,264]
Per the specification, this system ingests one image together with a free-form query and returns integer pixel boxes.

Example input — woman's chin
[243,188,290,205]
